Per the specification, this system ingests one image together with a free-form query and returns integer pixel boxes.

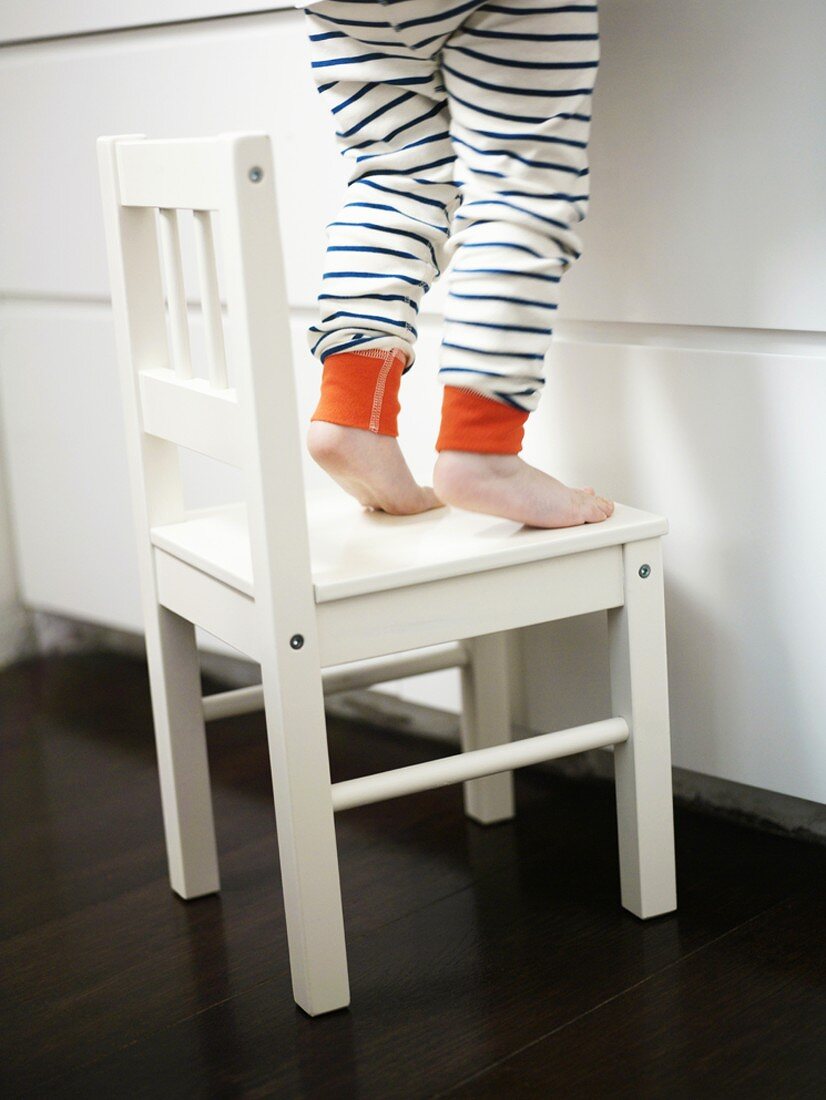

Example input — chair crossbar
[202,642,470,721]
[331,717,630,812]
[116,136,229,210]
[139,368,242,466]
[327,640,470,692]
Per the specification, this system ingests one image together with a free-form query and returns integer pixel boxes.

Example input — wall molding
[4,294,824,359]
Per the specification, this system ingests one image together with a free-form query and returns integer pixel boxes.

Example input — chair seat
[150,493,668,604]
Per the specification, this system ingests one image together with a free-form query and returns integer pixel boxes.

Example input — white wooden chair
[97,132,677,1018]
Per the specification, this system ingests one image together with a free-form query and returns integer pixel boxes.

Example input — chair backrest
[97,133,320,657]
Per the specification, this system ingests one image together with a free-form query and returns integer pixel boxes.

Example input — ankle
[435,449,519,472]
[433,449,520,499]
[307,421,369,466]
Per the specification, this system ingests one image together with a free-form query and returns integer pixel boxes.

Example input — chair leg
[460,632,515,824]
[145,605,220,899]
[259,654,350,1016]
[607,537,677,919]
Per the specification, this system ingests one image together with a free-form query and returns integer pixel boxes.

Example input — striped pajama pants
[302,0,600,453]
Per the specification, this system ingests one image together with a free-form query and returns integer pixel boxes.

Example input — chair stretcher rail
[201,641,470,720]
[331,717,630,812]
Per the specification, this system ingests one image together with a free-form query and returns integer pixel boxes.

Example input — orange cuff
[436,385,528,454]
[311,348,407,436]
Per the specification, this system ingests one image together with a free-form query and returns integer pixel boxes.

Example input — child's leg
[432,0,614,527]
[302,1,460,513]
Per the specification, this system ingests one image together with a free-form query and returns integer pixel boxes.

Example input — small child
[299,0,613,528]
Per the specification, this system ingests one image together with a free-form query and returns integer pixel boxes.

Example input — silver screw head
[289,633,304,650]
[638,564,651,579]
[248,166,264,183]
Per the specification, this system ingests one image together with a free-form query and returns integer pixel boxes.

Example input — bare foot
[433,450,614,528]
[307,422,443,516]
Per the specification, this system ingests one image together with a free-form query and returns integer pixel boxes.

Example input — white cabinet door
[520,334,826,805]
[559,0,826,332]
[0,10,346,307]
[0,2,293,44]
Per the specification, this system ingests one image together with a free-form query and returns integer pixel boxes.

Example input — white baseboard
[29,609,263,689]
[0,602,35,669]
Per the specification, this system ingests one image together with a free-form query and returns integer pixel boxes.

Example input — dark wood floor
[1,652,824,1098]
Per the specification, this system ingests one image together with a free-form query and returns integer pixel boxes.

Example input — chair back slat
[158,208,193,380]
[139,368,242,467]
[193,210,229,389]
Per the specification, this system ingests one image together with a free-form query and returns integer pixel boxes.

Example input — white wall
[0,1,824,802]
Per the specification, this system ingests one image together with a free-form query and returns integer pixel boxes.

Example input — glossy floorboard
[1,652,824,1097]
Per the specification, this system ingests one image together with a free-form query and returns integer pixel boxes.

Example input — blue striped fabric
[303,0,600,413]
